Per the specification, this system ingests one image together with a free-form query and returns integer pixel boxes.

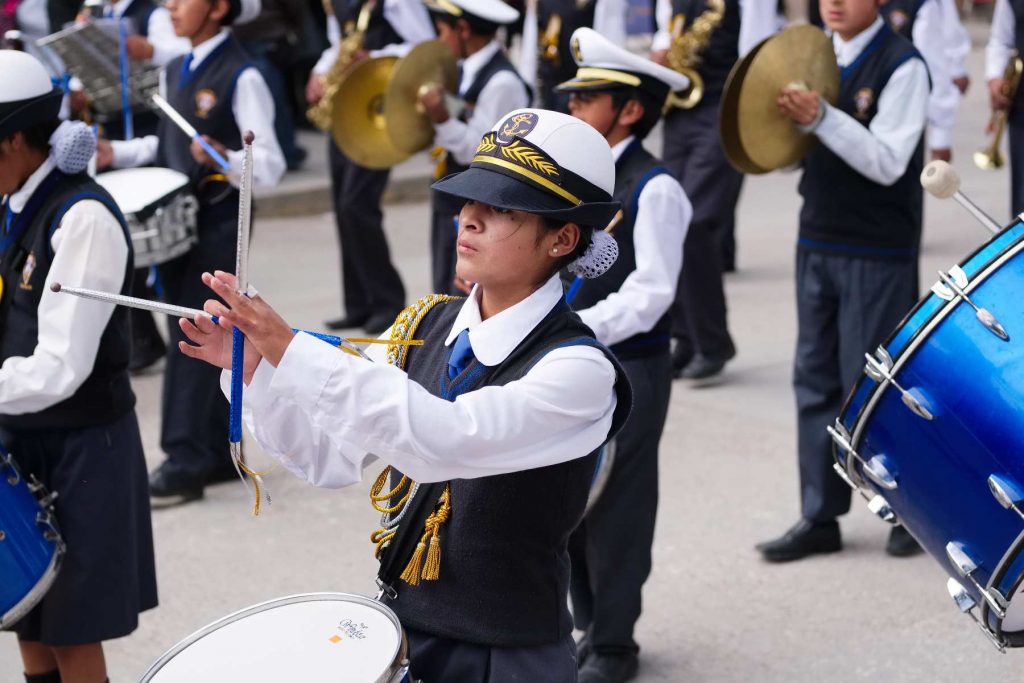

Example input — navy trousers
[406,627,578,682]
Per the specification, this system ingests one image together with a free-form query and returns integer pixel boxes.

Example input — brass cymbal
[384,40,459,155]
[330,56,412,170]
[720,25,839,174]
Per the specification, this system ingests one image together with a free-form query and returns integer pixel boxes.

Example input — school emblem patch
[20,252,35,290]
[888,10,909,32]
[496,112,539,145]
[195,89,217,118]
[854,87,874,120]
[570,35,583,64]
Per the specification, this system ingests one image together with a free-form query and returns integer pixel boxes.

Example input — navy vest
[329,0,403,51]
[670,0,741,98]
[571,141,674,359]
[0,170,135,429]
[158,35,251,206]
[381,296,632,647]
[879,0,927,40]
[798,25,926,258]
[537,0,596,90]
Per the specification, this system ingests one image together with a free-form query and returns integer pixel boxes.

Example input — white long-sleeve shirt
[806,17,930,187]
[0,158,128,415]
[987,0,1018,80]
[222,274,618,487]
[313,0,435,74]
[652,0,778,58]
[903,0,958,149]
[107,0,191,67]
[941,0,971,80]
[576,136,690,347]
[109,30,286,189]
[434,40,532,166]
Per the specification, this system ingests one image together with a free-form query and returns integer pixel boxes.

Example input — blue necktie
[447,329,475,380]
[180,53,194,84]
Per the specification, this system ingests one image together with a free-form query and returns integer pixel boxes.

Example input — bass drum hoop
[139,592,409,683]
[982,526,1024,647]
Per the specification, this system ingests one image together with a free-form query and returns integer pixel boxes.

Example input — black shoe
[576,634,592,667]
[670,341,693,378]
[325,313,369,331]
[756,519,842,563]
[364,311,400,336]
[886,525,923,557]
[149,460,204,506]
[679,353,729,382]
[129,339,166,374]
[578,653,639,683]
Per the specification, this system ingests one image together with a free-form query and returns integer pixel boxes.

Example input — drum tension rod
[863,347,934,421]
[934,268,1010,342]
[946,542,1008,620]
[947,578,1007,653]
[826,421,898,523]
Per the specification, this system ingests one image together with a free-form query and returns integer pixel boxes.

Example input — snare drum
[832,219,1024,650]
[0,446,65,629]
[96,168,198,267]
[140,593,410,682]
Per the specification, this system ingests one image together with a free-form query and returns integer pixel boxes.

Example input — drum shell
[0,453,64,629]
[838,220,1024,644]
[125,185,199,268]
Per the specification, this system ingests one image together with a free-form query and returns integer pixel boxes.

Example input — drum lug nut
[867,495,897,524]
[863,347,935,421]
[945,541,1008,619]
[946,578,1007,652]
[934,268,1010,342]
[988,475,1024,521]
[864,455,898,490]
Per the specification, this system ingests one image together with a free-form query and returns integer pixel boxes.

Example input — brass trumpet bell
[330,56,412,169]
[384,40,459,156]
[975,56,1023,171]
[974,143,1005,171]
[664,68,704,111]
[719,25,839,174]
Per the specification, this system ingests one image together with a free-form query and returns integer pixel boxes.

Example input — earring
[551,249,559,255]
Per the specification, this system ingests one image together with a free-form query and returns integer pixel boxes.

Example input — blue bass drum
[832,219,1024,650]
[0,446,65,629]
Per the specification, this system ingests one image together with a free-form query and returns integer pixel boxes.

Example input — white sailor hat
[424,0,519,29]
[0,50,62,140]
[557,27,690,103]
[227,0,260,25]
[432,108,620,229]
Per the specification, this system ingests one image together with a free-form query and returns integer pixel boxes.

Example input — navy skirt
[4,410,158,645]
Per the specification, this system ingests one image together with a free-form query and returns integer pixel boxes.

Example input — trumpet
[975,54,1024,170]
[663,0,724,111]
[306,0,376,132]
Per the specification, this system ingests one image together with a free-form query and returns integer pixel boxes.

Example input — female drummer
[180,108,632,681]
[0,50,157,683]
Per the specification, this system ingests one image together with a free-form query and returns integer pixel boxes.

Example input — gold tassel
[400,539,428,586]
[422,533,442,581]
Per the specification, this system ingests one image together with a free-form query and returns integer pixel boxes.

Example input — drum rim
[0,543,63,630]
[982,527,1024,646]
[95,168,191,218]
[836,221,1024,478]
[139,592,407,682]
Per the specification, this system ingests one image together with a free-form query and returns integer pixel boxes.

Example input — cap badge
[496,112,539,145]
[854,87,874,119]
[195,89,218,119]
[570,35,583,64]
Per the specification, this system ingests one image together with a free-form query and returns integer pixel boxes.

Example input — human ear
[210,0,230,24]
[551,222,581,256]
[620,99,645,127]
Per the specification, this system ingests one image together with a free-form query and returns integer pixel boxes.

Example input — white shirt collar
[188,29,231,71]
[443,274,564,366]
[832,16,884,68]
[610,135,636,163]
[7,157,56,214]
[458,40,502,95]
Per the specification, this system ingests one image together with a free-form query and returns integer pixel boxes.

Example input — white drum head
[142,593,404,683]
[95,168,189,215]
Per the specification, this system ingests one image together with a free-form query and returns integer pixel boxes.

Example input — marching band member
[419,0,531,295]
[651,0,776,381]
[987,0,1024,217]
[98,0,285,505]
[180,109,631,681]
[0,49,157,683]
[310,0,435,335]
[757,0,929,563]
[558,28,690,683]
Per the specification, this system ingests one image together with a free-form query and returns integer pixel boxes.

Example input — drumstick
[151,94,231,173]
[920,161,1002,234]
[229,133,254,510]
[117,18,133,139]
[564,210,624,305]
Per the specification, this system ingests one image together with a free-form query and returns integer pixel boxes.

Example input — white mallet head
[920,160,960,199]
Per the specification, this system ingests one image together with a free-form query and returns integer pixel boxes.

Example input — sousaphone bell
[330,40,458,169]
[719,25,839,174]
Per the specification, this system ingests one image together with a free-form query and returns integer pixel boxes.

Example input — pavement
[5,19,1024,682]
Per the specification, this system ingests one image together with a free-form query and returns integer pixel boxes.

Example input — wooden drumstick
[920,161,1002,234]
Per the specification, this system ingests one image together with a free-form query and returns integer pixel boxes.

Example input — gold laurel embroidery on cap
[500,140,559,178]
[475,133,497,155]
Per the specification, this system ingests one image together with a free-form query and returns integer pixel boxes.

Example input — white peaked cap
[425,0,520,25]
[231,0,261,25]
[0,50,62,139]
[558,27,690,97]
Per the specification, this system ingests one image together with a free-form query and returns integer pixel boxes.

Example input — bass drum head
[141,593,405,682]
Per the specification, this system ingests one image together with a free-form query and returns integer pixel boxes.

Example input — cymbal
[385,40,459,155]
[720,25,839,174]
[330,56,412,170]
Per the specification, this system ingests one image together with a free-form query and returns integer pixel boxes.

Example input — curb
[255,174,432,218]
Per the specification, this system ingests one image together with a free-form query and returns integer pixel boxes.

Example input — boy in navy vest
[180,109,632,681]
[419,0,531,295]
[310,0,434,335]
[100,0,285,505]
[0,50,156,683]
[556,27,690,683]
[756,0,929,563]
[987,0,1024,217]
